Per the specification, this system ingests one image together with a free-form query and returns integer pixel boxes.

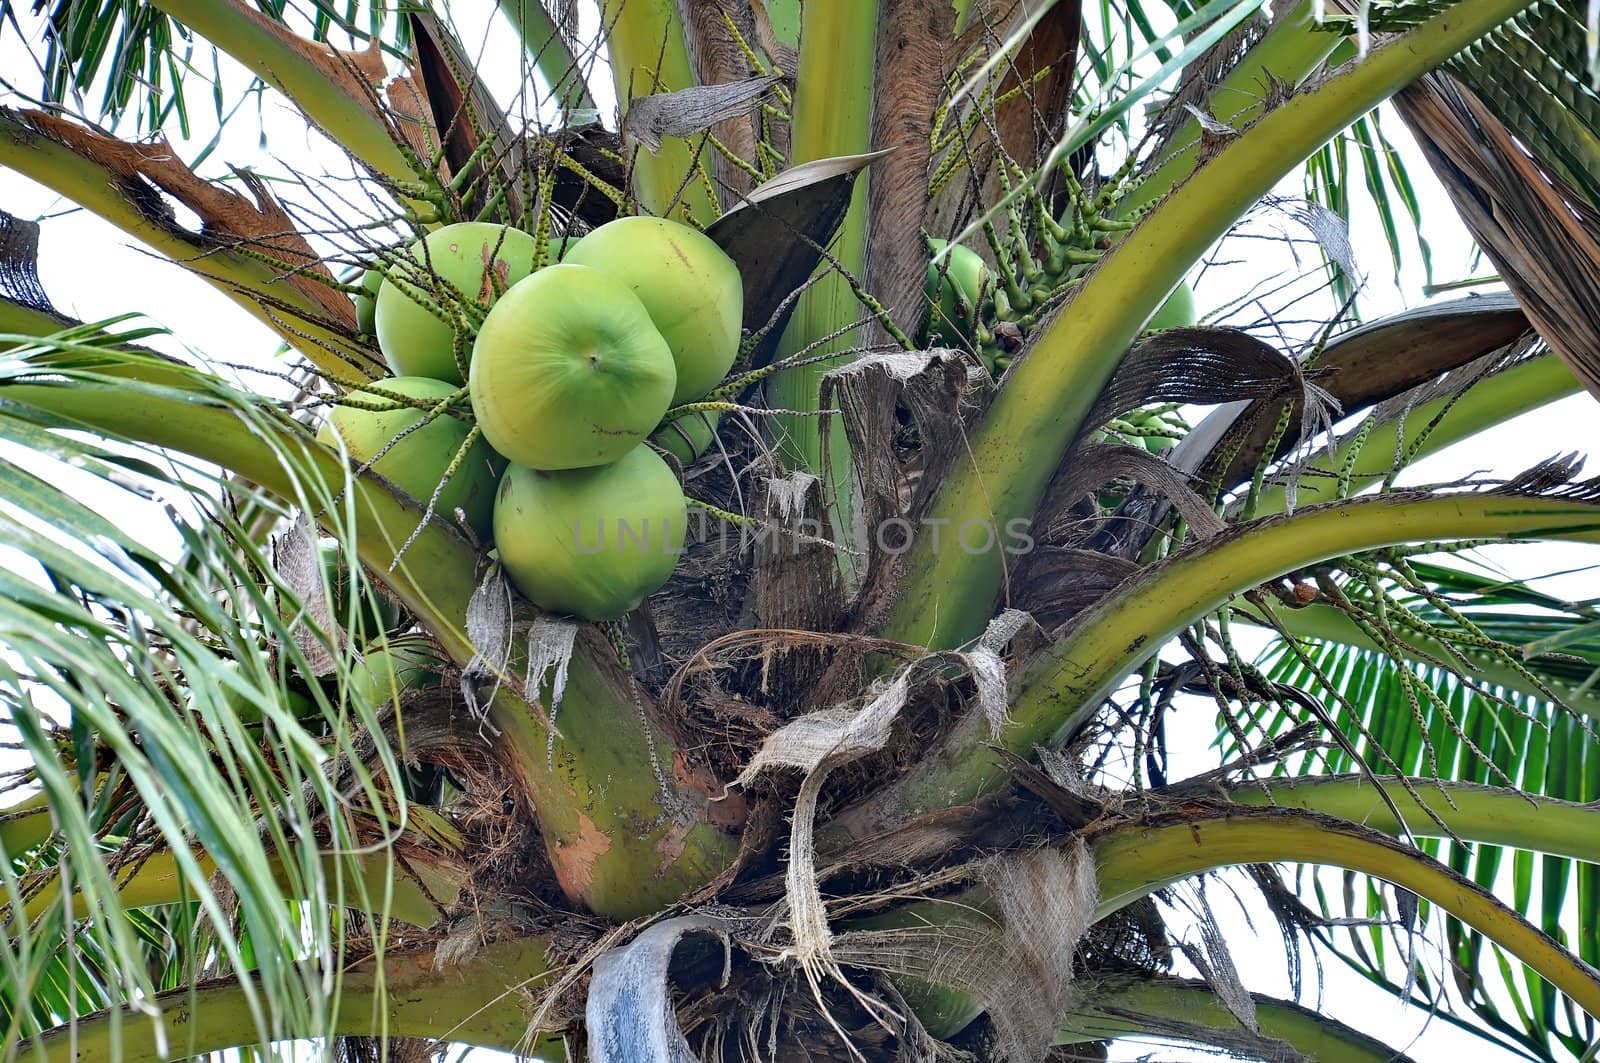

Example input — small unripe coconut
[562,216,743,403]
[651,410,722,466]
[347,637,441,709]
[494,447,686,620]
[923,239,990,346]
[353,266,382,336]
[470,264,677,470]
[318,376,504,539]
[207,661,318,726]
[375,223,540,384]
[1146,280,1197,332]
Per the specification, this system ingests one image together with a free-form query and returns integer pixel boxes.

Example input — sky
[1,1,1597,1060]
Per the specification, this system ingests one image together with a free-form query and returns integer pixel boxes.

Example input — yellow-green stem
[147,0,416,184]
[0,110,379,379]
[0,301,73,346]
[1125,0,1344,215]
[3,360,738,917]
[1220,775,1600,863]
[1057,975,1411,1059]
[866,802,1600,1042]
[0,785,63,858]
[16,847,456,928]
[18,936,557,1060]
[1088,808,1600,1014]
[498,0,598,113]
[1254,352,1579,516]
[846,490,1600,834]
[598,0,721,222]
[767,0,878,578]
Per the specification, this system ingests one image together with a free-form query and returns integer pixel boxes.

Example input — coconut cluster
[331,216,743,622]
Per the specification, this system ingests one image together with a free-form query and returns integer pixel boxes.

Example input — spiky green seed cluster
[929,153,1149,376]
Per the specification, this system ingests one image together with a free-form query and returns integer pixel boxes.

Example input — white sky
[1,1,1596,1060]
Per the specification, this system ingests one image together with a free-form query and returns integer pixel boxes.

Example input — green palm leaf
[0,323,430,1047]
[1256,576,1600,1057]
[0,0,412,136]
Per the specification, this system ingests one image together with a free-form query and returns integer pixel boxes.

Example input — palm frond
[1449,0,1600,207]
[1305,108,1440,307]
[1394,2,1600,402]
[0,321,427,1046]
[1252,559,1600,1058]
[0,0,411,138]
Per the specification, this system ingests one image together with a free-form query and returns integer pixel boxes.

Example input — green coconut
[922,239,990,346]
[353,266,383,336]
[651,410,722,465]
[470,264,677,470]
[494,446,686,620]
[562,216,743,403]
[1146,280,1197,332]
[318,376,505,539]
[543,233,579,264]
[347,637,441,710]
[375,223,540,384]
[181,656,318,730]
[208,661,319,726]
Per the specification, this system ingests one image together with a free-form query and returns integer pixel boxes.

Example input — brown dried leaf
[1039,442,1226,541]
[221,1,391,130]
[1397,74,1600,402]
[682,0,769,206]
[384,72,440,162]
[1243,338,1542,516]
[0,210,68,325]
[991,0,1083,176]
[864,0,958,346]
[819,348,979,622]
[833,842,1099,1060]
[16,110,353,329]
[1184,292,1528,491]
[1010,547,1141,632]
[536,123,629,228]
[706,150,890,348]
[1081,326,1334,441]
[752,473,846,690]
[406,11,525,220]
[731,612,1035,997]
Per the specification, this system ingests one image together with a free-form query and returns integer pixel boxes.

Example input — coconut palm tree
[0,0,1598,1059]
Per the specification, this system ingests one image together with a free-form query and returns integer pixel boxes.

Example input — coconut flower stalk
[1,0,1599,1060]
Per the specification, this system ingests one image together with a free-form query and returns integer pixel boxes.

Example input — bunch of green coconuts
[328,217,742,623]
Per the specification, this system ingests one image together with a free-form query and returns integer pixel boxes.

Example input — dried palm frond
[1396,72,1600,400]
